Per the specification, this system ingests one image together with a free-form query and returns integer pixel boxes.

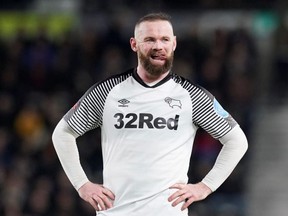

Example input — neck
[136,66,169,84]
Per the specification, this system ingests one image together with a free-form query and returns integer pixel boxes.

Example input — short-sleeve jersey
[64,68,237,216]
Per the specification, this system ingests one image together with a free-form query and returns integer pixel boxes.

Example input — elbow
[51,119,78,148]
[52,123,61,149]
[240,141,248,159]
[237,130,248,158]
[236,128,248,157]
[51,127,58,146]
[51,118,66,147]
[241,128,249,153]
[243,136,249,155]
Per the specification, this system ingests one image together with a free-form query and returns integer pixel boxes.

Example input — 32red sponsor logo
[114,113,179,130]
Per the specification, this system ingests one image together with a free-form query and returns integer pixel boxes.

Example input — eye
[162,37,170,42]
[144,37,156,43]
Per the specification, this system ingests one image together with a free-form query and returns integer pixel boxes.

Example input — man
[52,12,248,216]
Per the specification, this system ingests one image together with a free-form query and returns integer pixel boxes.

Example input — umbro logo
[118,97,182,108]
[118,99,130,107]
[164,97,182,109]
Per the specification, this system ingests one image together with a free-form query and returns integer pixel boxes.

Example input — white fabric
[52,118,89,190]
[201,125,248,191]
[52,69,247,215]
[97,188,188,216]
[52,119,248,193]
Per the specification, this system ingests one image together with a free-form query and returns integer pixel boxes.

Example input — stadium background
[0,0,287,215]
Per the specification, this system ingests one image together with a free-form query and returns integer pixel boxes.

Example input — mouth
[150,53,167,63]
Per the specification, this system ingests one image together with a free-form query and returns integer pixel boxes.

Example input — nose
[152,40,163,50]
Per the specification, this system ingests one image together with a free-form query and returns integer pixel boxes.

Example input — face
[130,20,177,77]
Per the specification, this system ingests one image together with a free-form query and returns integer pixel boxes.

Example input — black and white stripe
[65,71,133,135]
[172,74,235,139]
[66,70,234,138]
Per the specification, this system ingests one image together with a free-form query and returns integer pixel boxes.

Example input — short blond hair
[135,12,172,28]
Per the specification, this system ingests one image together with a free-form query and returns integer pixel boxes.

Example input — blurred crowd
[0,0,275,10]
[0,13,258,216]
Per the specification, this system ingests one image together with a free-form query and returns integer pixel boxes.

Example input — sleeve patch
[213,98,229,118]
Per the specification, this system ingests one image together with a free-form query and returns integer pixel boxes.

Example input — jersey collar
[132,68,172,88]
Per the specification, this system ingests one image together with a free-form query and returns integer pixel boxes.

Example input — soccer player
[52,12,248,216]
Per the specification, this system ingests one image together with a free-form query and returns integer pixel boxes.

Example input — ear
[130,37,137,52]
[173,36,177,51]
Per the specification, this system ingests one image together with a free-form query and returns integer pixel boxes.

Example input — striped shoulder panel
[171,74,235,139]
[65,69,133,135]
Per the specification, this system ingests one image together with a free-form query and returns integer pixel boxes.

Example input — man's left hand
[168,182,212,211]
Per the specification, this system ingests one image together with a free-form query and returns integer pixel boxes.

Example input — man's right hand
[78,181,115,211]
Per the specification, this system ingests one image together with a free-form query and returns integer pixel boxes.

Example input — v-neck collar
[132,68,172,88]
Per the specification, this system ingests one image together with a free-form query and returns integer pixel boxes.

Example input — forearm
[52,118,89,190]
[201,125,248,191]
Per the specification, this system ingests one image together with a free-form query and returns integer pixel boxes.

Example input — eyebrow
[142,36,171,41]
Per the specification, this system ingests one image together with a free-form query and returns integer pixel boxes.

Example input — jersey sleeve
[192,86,237,139]
[63,83,105,136]
[63,70,132,136]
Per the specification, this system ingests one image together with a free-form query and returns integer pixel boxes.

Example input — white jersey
[64,68,237,216]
